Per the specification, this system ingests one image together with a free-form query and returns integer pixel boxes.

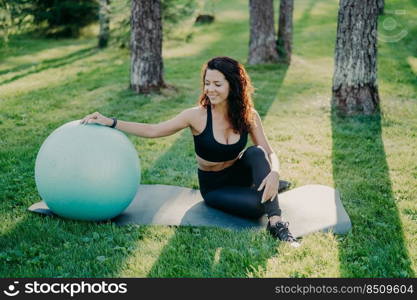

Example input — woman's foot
[267,219,300,248]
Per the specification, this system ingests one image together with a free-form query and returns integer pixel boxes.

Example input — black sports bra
[193,105,248,162]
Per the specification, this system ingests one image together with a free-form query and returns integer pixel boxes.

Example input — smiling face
[204,69,230,106]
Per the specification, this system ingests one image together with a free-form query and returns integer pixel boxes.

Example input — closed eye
[205,82,222,87]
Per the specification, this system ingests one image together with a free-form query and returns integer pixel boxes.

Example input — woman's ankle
[268,215,282,226]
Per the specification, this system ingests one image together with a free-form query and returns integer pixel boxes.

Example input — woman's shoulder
[176,106,206,128]
[183,106,207,119]
[249,108,261,122]
[248,108,262,132]
[251,108,262,119]
[183,106,207,134]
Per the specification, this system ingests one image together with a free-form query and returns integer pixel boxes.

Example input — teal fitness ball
[35,120,141,221]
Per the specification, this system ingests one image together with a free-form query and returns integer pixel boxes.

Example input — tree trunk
[277,0,294,64]
[377,0,384,15]
[98,0,110,48]
[130,0,165,93]
[248,0,278,65]
[332,0,380,115]
[0,2,8,45]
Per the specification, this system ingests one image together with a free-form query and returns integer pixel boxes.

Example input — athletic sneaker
[267,221,300,248]
[278,180,291,193]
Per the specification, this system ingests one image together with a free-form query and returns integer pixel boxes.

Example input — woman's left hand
[258,171,280,203]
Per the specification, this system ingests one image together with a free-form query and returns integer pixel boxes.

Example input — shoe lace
[273,221,296,241]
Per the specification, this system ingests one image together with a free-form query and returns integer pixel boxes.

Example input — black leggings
[198,145,281,219]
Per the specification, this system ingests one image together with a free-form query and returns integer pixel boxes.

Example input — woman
[81,57,299,247]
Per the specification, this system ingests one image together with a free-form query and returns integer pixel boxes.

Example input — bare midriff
[196,154,238,172]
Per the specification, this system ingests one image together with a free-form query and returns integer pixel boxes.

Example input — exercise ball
[35,120,141,221]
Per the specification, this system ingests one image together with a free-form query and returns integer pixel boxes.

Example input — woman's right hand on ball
[80,112,112,126]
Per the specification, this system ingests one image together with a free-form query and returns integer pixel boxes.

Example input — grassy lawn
[1,0,416,277]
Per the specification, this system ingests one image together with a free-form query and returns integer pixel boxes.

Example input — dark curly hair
[198,56,255,134]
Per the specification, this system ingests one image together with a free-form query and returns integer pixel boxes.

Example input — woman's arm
[249,110,280,175]
[249,110,281,203]
[80,108,194,138]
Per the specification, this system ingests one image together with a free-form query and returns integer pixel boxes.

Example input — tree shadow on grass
[331,110,414,277]
[247,63,289,117]
[295,0,319,31]
[0,46,98,86]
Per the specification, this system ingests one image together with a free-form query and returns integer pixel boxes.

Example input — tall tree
[248,0,278,65]
[130,0,165,93]
[332,0,381,115]
[98,0,110,48]
[277,0,294,64]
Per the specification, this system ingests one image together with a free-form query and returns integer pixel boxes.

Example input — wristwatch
[110,118,117,128]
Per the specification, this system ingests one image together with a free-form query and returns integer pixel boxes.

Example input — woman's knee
[245,145,266,155]
[242,145,270,167]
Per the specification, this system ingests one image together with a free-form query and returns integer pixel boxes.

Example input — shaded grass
[0,0,416,277]
[332,113,414,277]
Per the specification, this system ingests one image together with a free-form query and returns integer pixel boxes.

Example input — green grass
[1,0,416,277]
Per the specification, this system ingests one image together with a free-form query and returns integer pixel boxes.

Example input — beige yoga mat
[29,184,351,238]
